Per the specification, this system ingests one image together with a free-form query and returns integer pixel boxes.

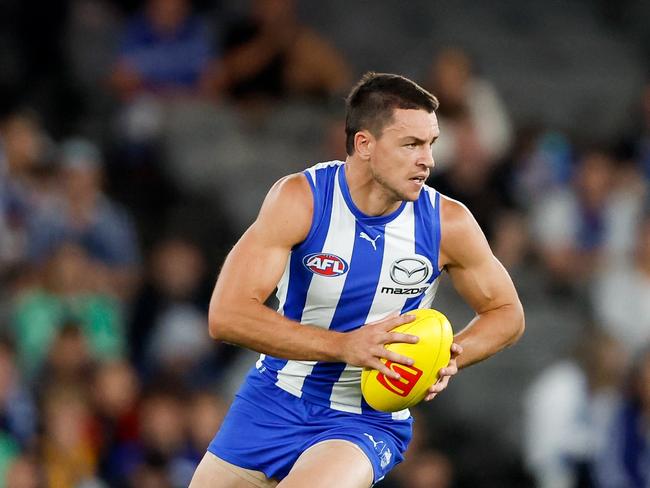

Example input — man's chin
[397,188,423,202]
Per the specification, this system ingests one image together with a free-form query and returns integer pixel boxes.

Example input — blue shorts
[208,368,413,484]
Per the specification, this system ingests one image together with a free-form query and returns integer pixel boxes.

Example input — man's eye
[405,143,417,148]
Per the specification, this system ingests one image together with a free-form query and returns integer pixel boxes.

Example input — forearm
[453,302,524,369]
[209,299,344,362]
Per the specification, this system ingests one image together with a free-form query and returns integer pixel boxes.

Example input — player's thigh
[189,452,278,488]
[277,440,373,488]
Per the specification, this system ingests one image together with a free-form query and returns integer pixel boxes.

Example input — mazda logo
[389,257,431,286]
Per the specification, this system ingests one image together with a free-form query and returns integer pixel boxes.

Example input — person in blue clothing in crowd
[110,0,219,99]
[26,138,140,299]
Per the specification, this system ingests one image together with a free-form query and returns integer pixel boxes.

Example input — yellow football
[361,309,453,412]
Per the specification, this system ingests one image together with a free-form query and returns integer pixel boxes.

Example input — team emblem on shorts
[303,253,349,277]
[363,433,393,469]
[389,257,431,285]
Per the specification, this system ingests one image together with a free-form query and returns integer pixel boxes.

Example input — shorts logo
[380,448,392,469]
[363,433,393,470]
[376,361,423,397]
[303,253,349,277]
[390,257,431,286]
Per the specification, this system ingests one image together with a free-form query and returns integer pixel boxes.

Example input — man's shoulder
[258,173,313,226]
[303,160,344,180]
[416,185,470,227]
[436,193,486,266]
[306,160,345,170]
[271,172,313,201]
[436,192,472,226]
[248,172,314,248]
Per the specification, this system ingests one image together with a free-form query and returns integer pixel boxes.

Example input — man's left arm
[425,196,525,400]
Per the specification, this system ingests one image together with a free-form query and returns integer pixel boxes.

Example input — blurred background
[1,0,649,486]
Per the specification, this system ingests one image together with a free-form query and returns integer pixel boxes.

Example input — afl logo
[390,257,431,286]
[303,253,349,277]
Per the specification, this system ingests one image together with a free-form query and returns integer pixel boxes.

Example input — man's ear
[354,130,373,160]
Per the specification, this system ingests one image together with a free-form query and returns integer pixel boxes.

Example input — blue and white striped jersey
[256,161,443,419]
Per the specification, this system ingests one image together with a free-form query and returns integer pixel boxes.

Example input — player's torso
[257,161,443,417]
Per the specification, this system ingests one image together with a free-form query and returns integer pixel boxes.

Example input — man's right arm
[208,173,417,378]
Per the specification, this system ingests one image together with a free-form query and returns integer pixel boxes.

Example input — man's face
[367,109,439,202]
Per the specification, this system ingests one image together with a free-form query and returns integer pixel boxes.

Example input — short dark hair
[345,72,439,155]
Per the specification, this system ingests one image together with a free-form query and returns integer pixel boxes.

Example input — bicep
[214,223,292,306]
[211,173,312,307]
[446,252,518,315]
[441,198,518,314]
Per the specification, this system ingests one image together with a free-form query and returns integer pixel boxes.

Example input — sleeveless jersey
[256,161,443,420]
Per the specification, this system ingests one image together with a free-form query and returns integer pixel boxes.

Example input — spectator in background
[219,0,351,104]
[0,338,36,449]
[110,0,218,100]
[129,460,173,488]
[509,127,574,209]
[184,391,228,467]
[0,432,19,488]
[3,455,43,488]
[531,149,629,292]
[26,137,140,300]
[523,329,627,488]
[38,323,94,388]
[592,213,650,356]
[40,384,101,487]
[93,360,141,486]
[489,210,530,273]
[383,412,454,488]
[0,110,57,284]
[109,0,221,172]
[424,47,513,170]
[128,236,224,384]
[126,386,193,488]
[11,243,124,380]
[427,111,520,242]
[595,346,650,487]
[400,450,453,488]
[145,304,213,385]
[430,119,536,292]
[387,450,453,488]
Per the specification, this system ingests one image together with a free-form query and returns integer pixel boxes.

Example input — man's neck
[344,157,401,217]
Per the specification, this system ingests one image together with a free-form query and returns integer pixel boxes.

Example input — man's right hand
[337,313,419,380]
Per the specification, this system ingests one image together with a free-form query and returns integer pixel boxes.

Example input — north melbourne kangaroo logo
[363,433,393,469]
[359,232,381,251]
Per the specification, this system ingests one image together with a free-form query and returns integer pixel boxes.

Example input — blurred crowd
[0,0,649,487]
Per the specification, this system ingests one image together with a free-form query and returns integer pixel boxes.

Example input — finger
[428,375,449,394]
[385,332,419,345]
[378,313,415,331]
[372,360,400,380]
[438,362,458,377]
[424,392,437,402]
[437,375,450,390]
[437,368,455,377]
[381,350,415,367]
[365,311,400,326]
[451,342,463,355]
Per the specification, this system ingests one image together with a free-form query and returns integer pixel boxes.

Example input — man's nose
[420,148,434,169]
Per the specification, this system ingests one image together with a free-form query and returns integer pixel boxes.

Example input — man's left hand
[423,343,463,401]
